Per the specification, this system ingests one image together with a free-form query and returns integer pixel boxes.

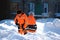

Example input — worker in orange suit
[14,10,28,35]
[26,12,37,33]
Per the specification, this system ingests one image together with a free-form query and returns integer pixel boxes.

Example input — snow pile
[43,18,60,34]
[45,31,60,40]
[45,18,60,28]
[0,30,27,40]
[0,23,18,32]
[53,18,60,27]
[0,29,60,40]
[36,22,45,34]
[36,18,54,23]
[45,22,54,27]
[0,18,60,40]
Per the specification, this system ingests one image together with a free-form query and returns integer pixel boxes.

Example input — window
[42,3,48,17]
[56,2,60,13]
[30,3,35,12]
[44,3,48,13]
[10,2,18,11]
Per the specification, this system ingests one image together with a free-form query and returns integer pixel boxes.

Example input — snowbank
[0,18,60,40]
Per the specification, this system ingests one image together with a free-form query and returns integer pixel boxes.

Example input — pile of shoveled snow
[0,29,60,40]
[36,18,60,34]
[0,18,60,40]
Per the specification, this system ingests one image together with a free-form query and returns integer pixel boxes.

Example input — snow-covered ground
[0,18,60,40]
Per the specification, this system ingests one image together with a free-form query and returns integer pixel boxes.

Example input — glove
[16,22,19,25]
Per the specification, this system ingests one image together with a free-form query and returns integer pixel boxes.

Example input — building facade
[0,0,60,20]
[9,0,43,16]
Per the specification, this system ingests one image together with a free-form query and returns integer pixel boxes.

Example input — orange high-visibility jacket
[14,13,28,29]
[28,15,36,25]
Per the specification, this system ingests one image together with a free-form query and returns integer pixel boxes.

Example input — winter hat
[17,9,22,14]
[28,11,34,16]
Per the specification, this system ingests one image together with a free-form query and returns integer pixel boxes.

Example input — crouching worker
[14,10,28,35]
[26,12,37,33]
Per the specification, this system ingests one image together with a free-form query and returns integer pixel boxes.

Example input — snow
[53,18,60,27]
[36,22,45,34]
[0,18,60,40]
